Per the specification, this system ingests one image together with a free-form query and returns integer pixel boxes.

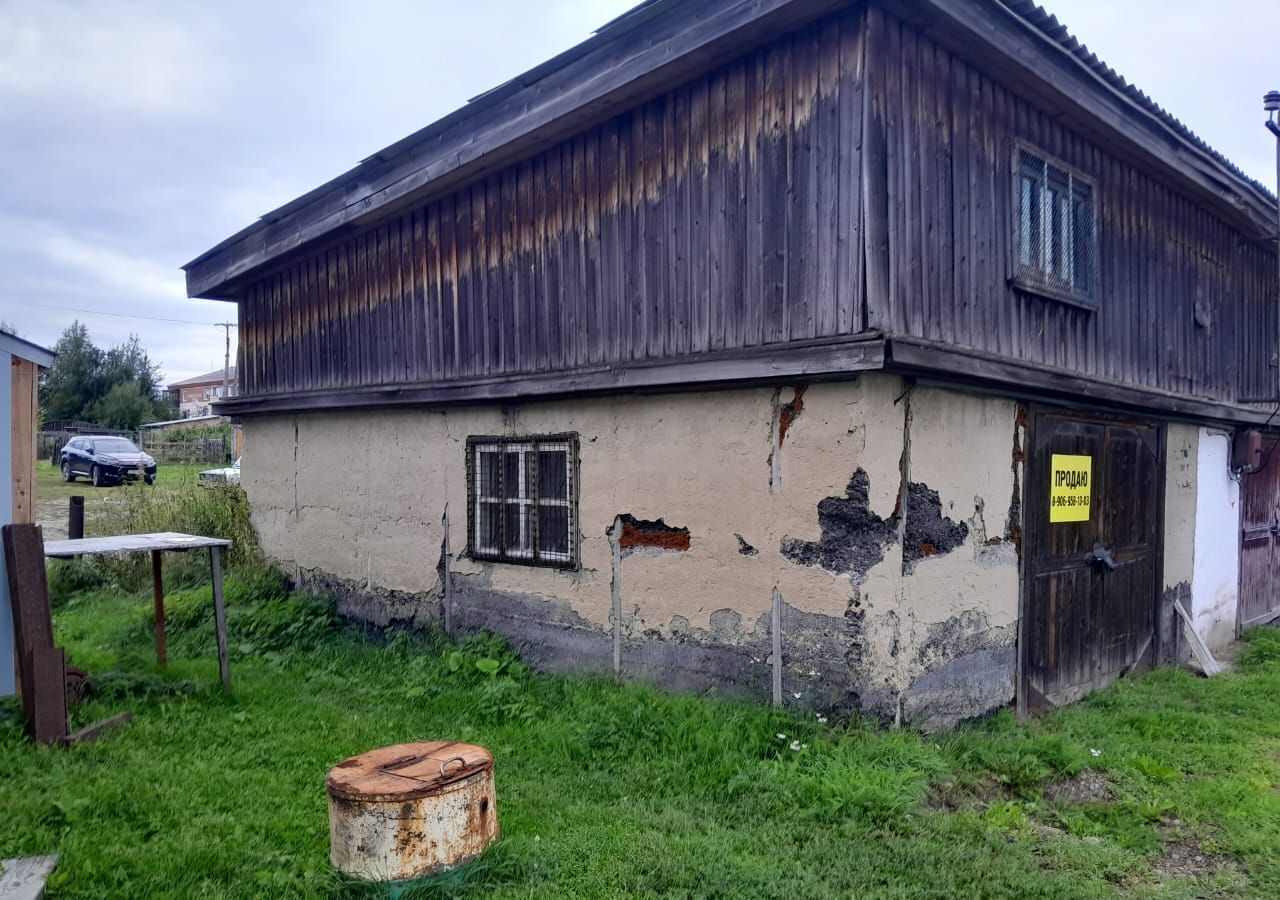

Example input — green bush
[46,559,111,609]
[86,479,262,590]
[124,570,339,660]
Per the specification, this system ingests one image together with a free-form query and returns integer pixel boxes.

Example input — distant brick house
[167,367,237,419]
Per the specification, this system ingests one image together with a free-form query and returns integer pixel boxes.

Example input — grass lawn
[3,570,1279,898]
[36,459,209,503]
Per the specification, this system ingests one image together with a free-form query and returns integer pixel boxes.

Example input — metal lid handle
[439,755,467,777]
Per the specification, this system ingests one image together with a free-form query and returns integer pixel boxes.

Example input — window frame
[1009,142,1100,311]
[465,432,580,569]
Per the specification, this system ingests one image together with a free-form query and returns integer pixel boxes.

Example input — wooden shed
[1,331,55,697]
[186,0,1278,726]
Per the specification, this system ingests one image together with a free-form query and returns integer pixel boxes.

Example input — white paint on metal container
[326,741,498,882]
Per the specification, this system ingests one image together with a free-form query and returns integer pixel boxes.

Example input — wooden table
[43,532,233,690]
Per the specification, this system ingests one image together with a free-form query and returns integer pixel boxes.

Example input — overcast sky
[3,0,1277,385]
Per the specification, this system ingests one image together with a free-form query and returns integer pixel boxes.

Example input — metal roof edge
[0,330,55,368]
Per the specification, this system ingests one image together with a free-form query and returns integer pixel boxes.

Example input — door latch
[1085,545,1118,572]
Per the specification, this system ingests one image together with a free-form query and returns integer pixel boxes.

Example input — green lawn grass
[3,570,1279,899]
[37,459,208,503]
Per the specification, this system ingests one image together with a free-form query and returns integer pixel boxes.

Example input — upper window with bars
[1014,147,1098,307]
[466,434,578,568]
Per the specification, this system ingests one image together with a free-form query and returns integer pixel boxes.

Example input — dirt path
[35,495,118,541]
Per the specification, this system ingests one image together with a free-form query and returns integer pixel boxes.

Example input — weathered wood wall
[864,6,1277,405]
[233,1,1276,413]
[237,10,868,399]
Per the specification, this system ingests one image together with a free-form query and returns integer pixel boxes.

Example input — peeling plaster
[780,469,899,584]
[245,376,1025,728]
[616,514,691,552]
[778,386,807,446]
[902,482,969,572]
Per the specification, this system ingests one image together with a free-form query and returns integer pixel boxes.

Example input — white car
[199,457,241,486]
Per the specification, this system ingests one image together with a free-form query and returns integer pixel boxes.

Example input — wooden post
[151,550,165,666]
[10,357,36,524]
[209,546,231,690]
[68,496,84,541]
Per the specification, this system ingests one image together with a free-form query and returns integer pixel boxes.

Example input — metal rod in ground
[771,586,783,707]
[442,506,453,637]
[611,516,623,675]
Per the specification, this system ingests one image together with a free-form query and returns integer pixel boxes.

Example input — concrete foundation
[245,374,1024,728]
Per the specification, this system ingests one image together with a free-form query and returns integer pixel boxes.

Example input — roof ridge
[168,366,237,388]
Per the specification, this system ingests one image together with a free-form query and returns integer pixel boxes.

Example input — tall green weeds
[49,481,263,597]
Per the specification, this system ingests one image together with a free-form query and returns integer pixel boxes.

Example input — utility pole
[1266,91,1280,395]
[216,321,235,401]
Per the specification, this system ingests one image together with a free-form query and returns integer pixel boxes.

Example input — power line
[33,302,237,328]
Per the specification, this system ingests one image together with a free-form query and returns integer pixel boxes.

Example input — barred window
[466,434,578,567]
[1015,147,1097,305]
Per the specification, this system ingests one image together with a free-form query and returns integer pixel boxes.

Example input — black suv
[60,436,157,486]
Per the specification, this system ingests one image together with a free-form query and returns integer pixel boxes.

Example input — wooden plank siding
[10,356,37,524]
[865,7,1277,407]
[234,10,869,401]
[223,2,1277,419]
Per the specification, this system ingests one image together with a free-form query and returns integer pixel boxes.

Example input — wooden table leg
[151,550,165,666]
[210,546,231,691]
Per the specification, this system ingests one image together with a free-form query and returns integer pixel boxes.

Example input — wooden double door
[1021,409,1164,710]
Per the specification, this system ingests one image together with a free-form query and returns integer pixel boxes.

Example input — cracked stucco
[242,373,1022,723]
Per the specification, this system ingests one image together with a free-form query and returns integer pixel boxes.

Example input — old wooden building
[187,0,1278,726]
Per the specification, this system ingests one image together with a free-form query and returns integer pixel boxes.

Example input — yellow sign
[1050,454,1092,523]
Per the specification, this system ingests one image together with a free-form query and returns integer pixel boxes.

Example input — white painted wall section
[1190,429,1239,651]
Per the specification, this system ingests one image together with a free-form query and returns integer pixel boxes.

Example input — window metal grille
[466,433,578,568]
[1015,147,1098,305]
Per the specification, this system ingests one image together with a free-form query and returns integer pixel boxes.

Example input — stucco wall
[243,374,1023,727]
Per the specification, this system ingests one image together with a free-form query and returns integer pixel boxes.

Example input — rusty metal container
[326,741,498,881]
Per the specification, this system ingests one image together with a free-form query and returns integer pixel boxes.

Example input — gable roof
[185,0,1276,301]
[168,366,237,389]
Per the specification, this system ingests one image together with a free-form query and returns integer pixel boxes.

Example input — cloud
[0,1,223,119]
[39,232,187,302]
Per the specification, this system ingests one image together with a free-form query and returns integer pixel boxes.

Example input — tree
[100,334,163,401]
[88,381,158,430]
[37,322,168,426]
[39,321,103,422]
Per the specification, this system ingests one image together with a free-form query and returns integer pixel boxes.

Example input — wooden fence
[139,437,229,465]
